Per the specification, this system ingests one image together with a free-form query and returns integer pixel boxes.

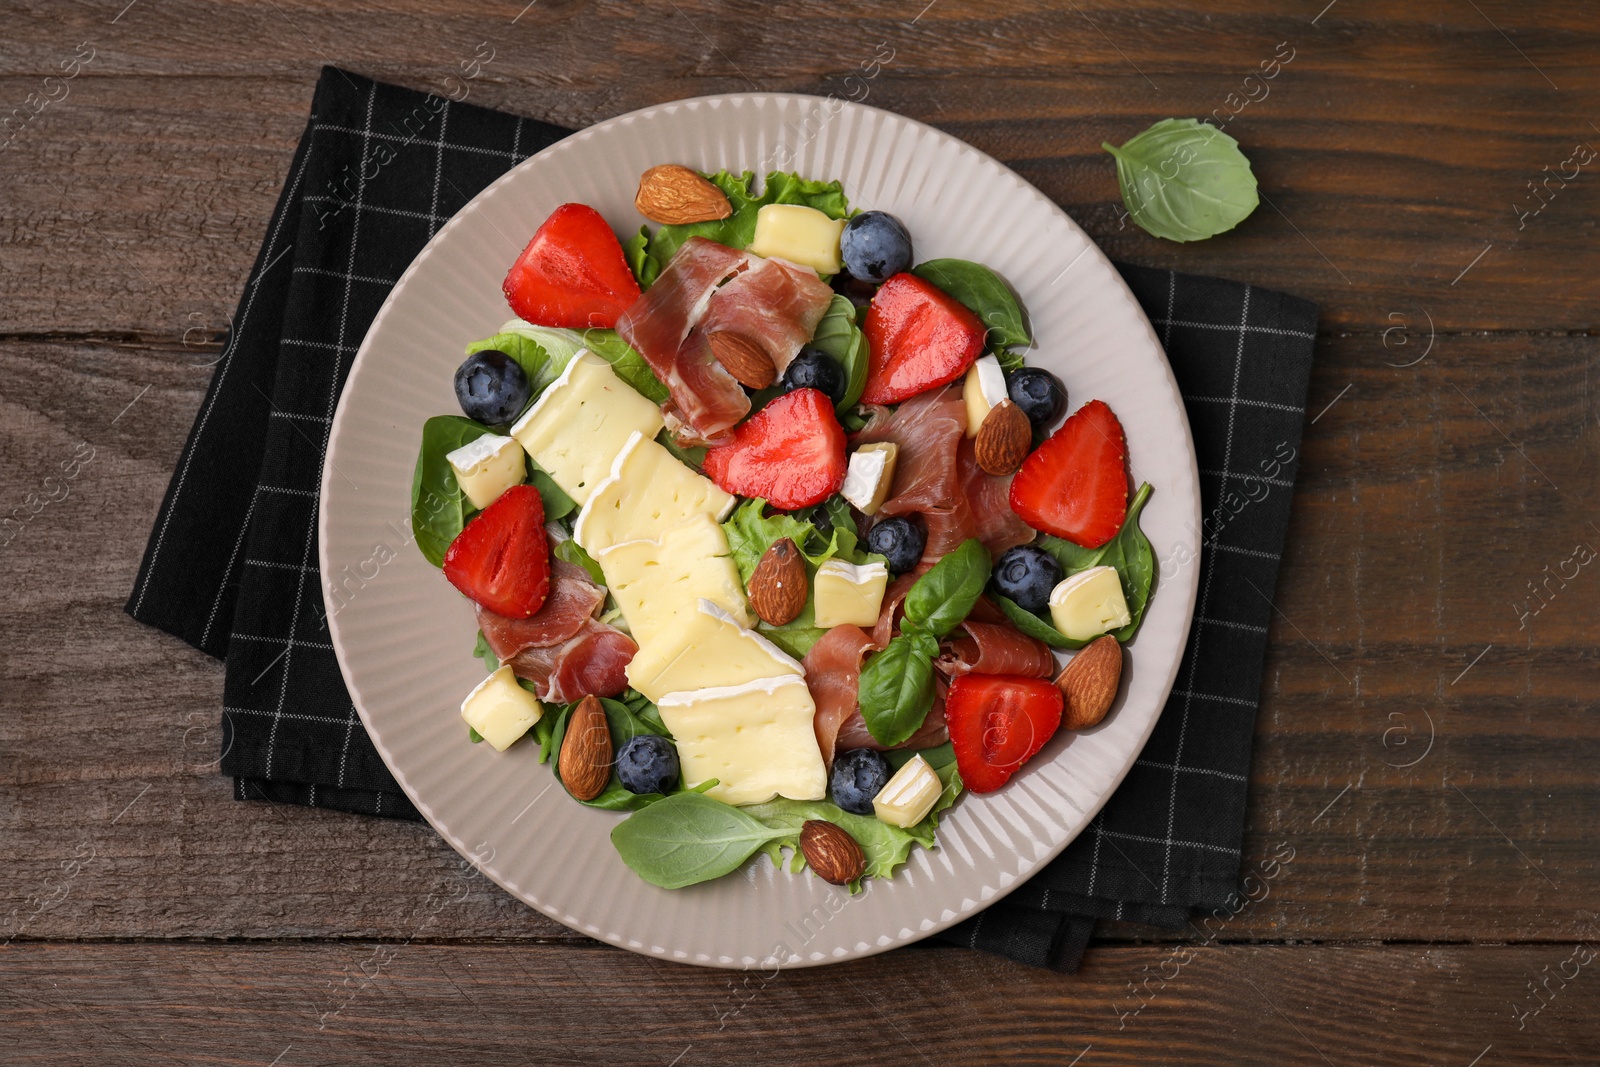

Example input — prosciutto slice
[937,620,1055,679]
[697,256,834,376]
[855,385,1035,560]
[615,237,754,446]
[475,560,636,703]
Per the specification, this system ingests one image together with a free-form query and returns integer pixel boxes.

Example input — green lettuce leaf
[806,294,869,412]
[484,320,669,404]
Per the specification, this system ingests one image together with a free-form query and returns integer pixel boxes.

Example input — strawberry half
[503,203,642,329]
[945,674,1065,793]
[702,388,846,510]
[443,484,550,619]
[1009,399,1129,548]
[861,272,986,405]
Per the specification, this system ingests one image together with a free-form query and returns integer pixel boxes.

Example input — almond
[1055,635,1123,730]
[799,820,866,885]
[974,399,1031,476]
[708,331,776,390]
[635,164,733,225]
[749,537,807,626]
[559,694,612,801]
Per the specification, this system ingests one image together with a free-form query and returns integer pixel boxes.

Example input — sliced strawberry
[443,484,550,619]
[503,203,642,329]
[1009,399,1129,548]
[945,674,1065,793]
[861,272,986,405]
[702,388,846,510]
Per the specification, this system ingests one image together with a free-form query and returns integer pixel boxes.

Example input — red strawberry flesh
[443,484,551,619]
[945,674,1065,793]
[503,203,642,329]
[1008,399,1129,548]
[861,272,986,405]
[702,388,847,510]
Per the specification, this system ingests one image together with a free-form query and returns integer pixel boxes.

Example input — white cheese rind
[962,354,1008,437]
[572,431,736,555]
[1048,565,1131,641]
[747,204,846,275]
[872,754,942,827]
[446,434,526,511]
[840,442,898,516]
[812,558,890,629]
[625,598,803,703]
[656,675,827,805]
[509,351,665,505]
[460,664,543,752]
[596,514,751,647]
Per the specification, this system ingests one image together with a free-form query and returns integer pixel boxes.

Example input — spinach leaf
[743,762,962,889]
[552,537,605,585]
[471,630,499,672]
[630,170,850,287]
[411,415,491,567]
[993,593,1086,649]
[1103,119,1258,243]
[902,538,991,638]
[857,632,937,747]
[490,321,670,404]
[806,295,869,412]
[528,464,576,521]
[911,259,1031,350]
[655,428,706,471]
[467,726,484,744]
[546,696,672,811]
[886,741,956,772]
[610,791,791,889]
[1036,482,1155,642]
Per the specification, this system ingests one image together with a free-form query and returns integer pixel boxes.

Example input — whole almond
[974,399,1032,476]
[635,164,733,225]
[1055,635,1123,730]
[749,537,807,626]
[799,820,866,885]
[708,331,776,390]
[559,694,612,801]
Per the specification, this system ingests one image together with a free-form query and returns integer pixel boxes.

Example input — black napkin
[127,68,1317,971]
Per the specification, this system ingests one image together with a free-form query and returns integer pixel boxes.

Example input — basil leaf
[911,259,1031,350]
[610,792,790,889]
[993,593,1087,649]
[528,464,576,521]
[410,415,491,567]
[631,170,850,286]
[491,321,670,404]
[806,295,870,412]
[903,538,991,638]
[1102,119,1258,243]
[552,537,605,586]
[1036,482,1155,641]
[857,634,936,746]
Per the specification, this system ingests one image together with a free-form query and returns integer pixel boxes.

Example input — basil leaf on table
[410,415,491,567]
[806,294,870,412]
[629,170,851,288]
[1102,119,1258,243]
[610,791,791,889]
[902,538,991,638]
[911,259,1032,351]
[1036,482,1156,642]
[857,632,937,747]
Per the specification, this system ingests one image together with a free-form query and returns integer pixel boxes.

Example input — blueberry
[840,211,913,284]
[454,349,531,426]
[615,734,680,795]
[779,347,846,405]
[866,515,927,574]
[992,544,1062,614]
[1007,368,1066,429]
[830,748,892,814]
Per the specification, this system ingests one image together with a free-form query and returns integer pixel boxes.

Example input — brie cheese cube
[573,431,736,555]
[812,559,890,629]
[656,675,827,805]
[962,354,1009,437]
[446,434,527,511]
[626,598,802,703]
[839,442,899,516]
[596,514,751,647]
[747,204,846,275]
[460,664,543,751]
[872,754,942,828]
[509,351,665,504]
[1049,566,1131,641]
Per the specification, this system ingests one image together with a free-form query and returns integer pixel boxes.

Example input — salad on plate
[410,165,1155,891]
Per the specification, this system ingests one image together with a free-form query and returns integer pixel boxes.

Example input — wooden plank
[2,331,1594,945]
[2,942,1597,1065]
[2,1,1598,334]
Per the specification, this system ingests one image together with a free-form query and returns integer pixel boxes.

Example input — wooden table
[4,1,1597,1062]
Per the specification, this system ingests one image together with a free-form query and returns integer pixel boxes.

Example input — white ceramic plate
[321,93,1200,969]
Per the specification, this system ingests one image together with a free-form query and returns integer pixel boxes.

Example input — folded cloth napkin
[127,67,1317,972]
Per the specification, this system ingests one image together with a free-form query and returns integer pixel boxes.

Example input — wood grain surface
[2,0,1598,1062]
